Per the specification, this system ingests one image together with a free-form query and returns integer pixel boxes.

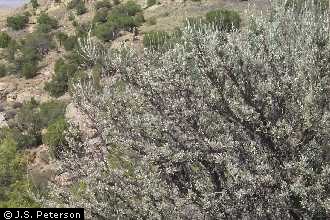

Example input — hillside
[0,0,270,108]
[0,0,269,135]
[0,0,270,203]
[1,0,328,218]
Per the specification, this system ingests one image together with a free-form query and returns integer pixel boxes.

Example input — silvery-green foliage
[42,3,330,219]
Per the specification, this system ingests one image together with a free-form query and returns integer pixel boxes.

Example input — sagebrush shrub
[41,2,330,219]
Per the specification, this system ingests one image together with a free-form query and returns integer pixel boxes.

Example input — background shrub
[6,40,18,63]
[22,62,38,79]
[0,64,7,77]
[68,12,75,21]
[95,0,112,10]
[55,32,68,46]
[67,0,80,9]
[45,59,77,97]
[7,14,29,30]
[147,0,156,7]
[0,137,39,208]
[31,0,39,9]
[67,0,87,15]
[0,32,11,48]
[94,22,118,41]
[206,9,240,31]
[143,31,171,48]
[42,117,68,159]
[10,98,67,149]
[75,1,87,15]
[143,30,181,49]
[36,12,58,33]
[16,32,54,78]
[113,0,142,16]
[14,99,42,147]
[63,36,77,51]
[39,101,67,127]
[93,8,109,23]
[94,1,144,41]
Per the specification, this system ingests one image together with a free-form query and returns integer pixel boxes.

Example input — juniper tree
[41,2,330,219]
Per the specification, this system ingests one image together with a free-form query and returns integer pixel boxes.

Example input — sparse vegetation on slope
[7,14,29,31]
[94,0,144,41]
[0,32,11,48]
